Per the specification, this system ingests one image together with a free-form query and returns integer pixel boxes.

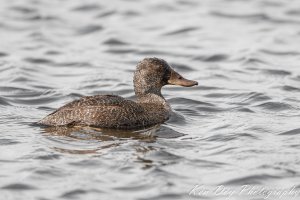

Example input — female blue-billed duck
[38,58,198,129]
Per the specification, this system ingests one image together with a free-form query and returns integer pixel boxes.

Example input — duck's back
[38,95,169,129]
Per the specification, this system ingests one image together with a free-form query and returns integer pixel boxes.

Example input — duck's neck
[134,77,170,110]
[137,92,164,103]
[136,92,171,111]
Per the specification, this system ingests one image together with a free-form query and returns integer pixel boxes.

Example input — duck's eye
[178,76,183,80]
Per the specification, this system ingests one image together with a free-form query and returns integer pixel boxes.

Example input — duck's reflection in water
[43,125,159,140]
[40,125,184,155]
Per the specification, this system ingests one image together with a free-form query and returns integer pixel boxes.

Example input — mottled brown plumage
[38,58,198,129]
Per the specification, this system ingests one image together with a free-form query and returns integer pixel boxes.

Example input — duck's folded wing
[38,95,144,127]
[59,95,127,109]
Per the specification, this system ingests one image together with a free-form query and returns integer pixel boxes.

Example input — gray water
[1,0,300,199]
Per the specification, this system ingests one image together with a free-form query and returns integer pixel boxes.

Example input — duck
[38,58,198,130]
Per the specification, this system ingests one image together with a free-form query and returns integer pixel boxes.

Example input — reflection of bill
[189,184,300,199]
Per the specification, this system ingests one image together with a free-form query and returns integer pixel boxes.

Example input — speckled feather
[39,58,198,129]
[38,58,176,130]
[39,94,169,129]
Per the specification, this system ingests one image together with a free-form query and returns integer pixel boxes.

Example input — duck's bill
[168,70,198,87]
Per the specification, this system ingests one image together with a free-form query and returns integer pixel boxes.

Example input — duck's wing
[58,95,128,109]
[39,95,145,128]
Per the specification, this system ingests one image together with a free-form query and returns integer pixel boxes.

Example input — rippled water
[1,0,300,199]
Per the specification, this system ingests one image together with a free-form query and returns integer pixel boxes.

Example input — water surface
[1,0,300,199]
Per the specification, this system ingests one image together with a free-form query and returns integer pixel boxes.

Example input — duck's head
[134,57,198,97]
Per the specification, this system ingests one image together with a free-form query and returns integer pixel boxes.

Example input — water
[1,0,300,199]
